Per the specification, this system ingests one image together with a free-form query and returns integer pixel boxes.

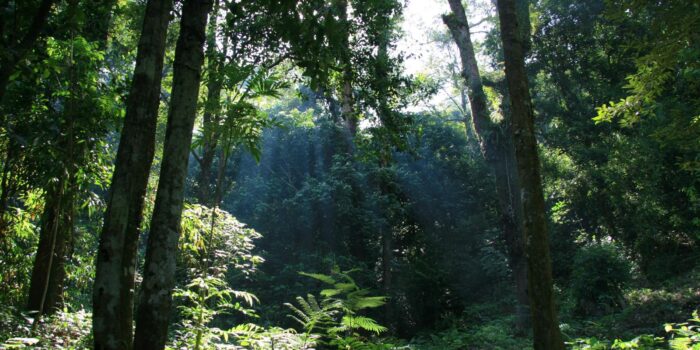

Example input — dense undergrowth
[2,267,699,349]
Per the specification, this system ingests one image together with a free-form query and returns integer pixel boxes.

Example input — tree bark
[0,139,18,237]
[133,0,211,348]
[27,0,114,318]
[379,156,394,331]
[336,0,357,137]
[92,0,173,349]
[195,0,223,205]
[443,0,530,332]
[82,0,118,47]
[495,0,565,348]
[26,179,69,315]
[0,0,55,102]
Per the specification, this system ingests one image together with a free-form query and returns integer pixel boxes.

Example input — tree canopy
[0,0,699,349]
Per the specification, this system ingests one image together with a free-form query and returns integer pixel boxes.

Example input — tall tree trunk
[0,139,17,237]
[83,0,118,47]
[443,0,530,332]
[26,179,69,315]
[92,0,173,349]
[195,0,223,205]
[493,144,530,332]
[133,0,211,348]
[332,0,365,258]
[0,0,55,102]
[373,34,397,331]
[26,0,116,321]
[336,0,357,137]
[378,156,394,331]
[495,0,565,348]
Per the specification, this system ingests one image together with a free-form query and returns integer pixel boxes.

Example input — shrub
[407,318,532,350]
[566,310,700,349]
[570,243,632,316]
[0,308,92,349]
[285,269,389,349]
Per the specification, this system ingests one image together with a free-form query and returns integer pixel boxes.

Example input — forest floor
[566,267,700,340]
[408,267,700,349]
[1,267,699,349]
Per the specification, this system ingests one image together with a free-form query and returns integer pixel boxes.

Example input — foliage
[567,311,700,350]
[0,190,43,306]
[0,0,699,349]
[570,243,632,316]
[567,335,662,350]
[665,311,700,350]
[285,268,389,348]
[0,307,91,349]
[227,323,316,350]
[228,109,502,334]
[172,204,263,350]
[529,0,700,283]
[194,65,288,163]
[407,317,532,350]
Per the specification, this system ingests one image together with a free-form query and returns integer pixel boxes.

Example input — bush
[407,318,532,350]
[0,307,92,349]
[566,310,700,349]
[570,243,632,316]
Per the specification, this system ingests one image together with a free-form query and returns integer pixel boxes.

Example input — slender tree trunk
[443,0,530,332]
[380,225,393,311]
[27,180,68,314]
[0,0,55,102]
[83,0,118,47]
[372,34,397,330]
[133,0,211,348]
[496,0,565,348]
[336,0,357,137]
[0,140,17,237]
[493,144,530,332]
[92,0,173,349]
[26,0,115,321]
[379,157,394,331]
[341,75,355,135]
[196,0,223,205]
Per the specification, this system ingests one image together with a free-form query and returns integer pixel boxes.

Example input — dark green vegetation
[0,0,698,349]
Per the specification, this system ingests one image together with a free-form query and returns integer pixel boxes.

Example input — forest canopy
[0,0,698,349]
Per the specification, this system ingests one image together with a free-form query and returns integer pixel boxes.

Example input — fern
[351,296,388,310]
[286,268,390,349]
[285,294,340,336]
[341,315,388,334]
[299,271,338,284]
[172,205,262,349]
[321,288,342,297]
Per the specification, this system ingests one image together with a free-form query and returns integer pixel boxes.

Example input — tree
[192,0,288,207]
[336,0,357,137]
[133,0,212,347]
[92,0,174,348]
[495,0,565,348]
[26,0,117,320]
[0,0,55,102]
[194,0,225,205]
[442,0,530,332]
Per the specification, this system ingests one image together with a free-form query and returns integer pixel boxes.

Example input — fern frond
[320,288,342,297]
[341,315,387,334]
[284,302,311,323]
[231,290,259,306]
[333,282,356,292]
[352,296,387,310]
[287,315,307,327]
[308,294,321,312]
[299,272,337,285]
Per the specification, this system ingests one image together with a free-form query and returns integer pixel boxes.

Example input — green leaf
[299,271,337,284]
